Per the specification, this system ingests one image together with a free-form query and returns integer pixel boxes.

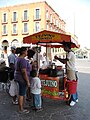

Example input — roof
[23,30,80,48]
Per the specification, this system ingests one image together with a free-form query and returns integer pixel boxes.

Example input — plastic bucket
[67,80,77,94]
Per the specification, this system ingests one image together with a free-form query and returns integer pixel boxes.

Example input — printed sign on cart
[41,79,59,98]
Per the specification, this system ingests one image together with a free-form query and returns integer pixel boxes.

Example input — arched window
[11,39,19,47]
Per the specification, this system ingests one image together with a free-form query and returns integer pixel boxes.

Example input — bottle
[65,91,69,98]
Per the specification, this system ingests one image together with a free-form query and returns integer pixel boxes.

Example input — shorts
[17,80,27,96]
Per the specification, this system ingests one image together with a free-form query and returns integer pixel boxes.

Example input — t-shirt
[8,53,17,66]
[14,57,30,81]
[67,51,76,71]
[30,77,41,94]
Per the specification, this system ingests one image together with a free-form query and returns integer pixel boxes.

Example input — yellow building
[0,1,66,60]
[0,1,66,47]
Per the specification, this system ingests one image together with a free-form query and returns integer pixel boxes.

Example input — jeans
[32,94,42,109]
[71,92,78,102]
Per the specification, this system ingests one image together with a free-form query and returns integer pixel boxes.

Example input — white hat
[0,59,5,65]
[11,46,16,50]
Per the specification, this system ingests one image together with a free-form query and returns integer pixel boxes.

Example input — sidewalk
[0,71,90,120]
[0,89,89,120]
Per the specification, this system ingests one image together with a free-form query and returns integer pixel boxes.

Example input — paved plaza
[0,59,90,120]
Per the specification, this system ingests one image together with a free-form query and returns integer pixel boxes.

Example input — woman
[14,47,30,113]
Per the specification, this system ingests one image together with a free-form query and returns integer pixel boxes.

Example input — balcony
[22,17,29,22]
[11,31,18,36]
[33,16,41,21]
[2,32,8,36]
[11,19,18,23]
[46,17,50,22]
[22,30,29,35]
[50,18,54,24]
[1,20,8,24]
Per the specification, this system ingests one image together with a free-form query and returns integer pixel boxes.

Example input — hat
[11,46,16,50]
[0,59,5,65]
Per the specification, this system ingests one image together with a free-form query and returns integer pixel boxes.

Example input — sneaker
[70,101,76,106]
[76,99,78,103]
[12,101,18,105]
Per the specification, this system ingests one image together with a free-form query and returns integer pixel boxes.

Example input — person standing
[8,46,18,105]
[14,47,30,113]
[54,43,78,106]
[30,70,42,112]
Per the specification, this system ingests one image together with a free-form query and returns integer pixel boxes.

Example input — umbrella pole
[36,43,39,71]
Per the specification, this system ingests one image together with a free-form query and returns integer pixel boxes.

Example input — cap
[11,46,16,50]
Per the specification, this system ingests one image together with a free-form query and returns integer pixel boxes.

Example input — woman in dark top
[14,47,30,113]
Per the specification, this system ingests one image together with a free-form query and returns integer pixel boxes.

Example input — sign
[31,31,61,43]
[40,76,60,99]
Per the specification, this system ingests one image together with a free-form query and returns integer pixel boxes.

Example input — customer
[25,49,35,101]
[54,43,78,106]
[14,47,30,113]
[8,46,18,105]
[30,70,42,112]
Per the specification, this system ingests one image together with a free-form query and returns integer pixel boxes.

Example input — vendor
[54,43,78,107]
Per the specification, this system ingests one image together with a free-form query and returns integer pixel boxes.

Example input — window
[13,24,17,34]
[52,48,54,53]
[59,22,60,28]
[2,25,7,34]
[50,14,52,23]
[46,23,49,30]
[35,22,40,32]
[50,24,52,31]
[56,19,58,26]
[24,10,28,20]
[23,23,28,33]
[46,10,48,20]
[13,12,17,22]
[35,9,40,19]
[3,13,7,22]
[55,48,57,52]
[54,18,56,25]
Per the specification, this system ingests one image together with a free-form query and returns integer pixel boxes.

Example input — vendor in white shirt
[54,43,78,107]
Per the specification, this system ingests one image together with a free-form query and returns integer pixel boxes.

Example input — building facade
[0,1,66,59]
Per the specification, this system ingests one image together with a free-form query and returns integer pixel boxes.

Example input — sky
[0,0,90,48]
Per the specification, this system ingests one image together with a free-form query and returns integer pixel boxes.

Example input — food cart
[23,30,80,101]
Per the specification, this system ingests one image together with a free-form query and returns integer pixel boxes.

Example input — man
[54,43,78,106]
[8,46,18,105]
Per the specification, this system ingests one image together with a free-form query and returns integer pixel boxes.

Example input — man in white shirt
[54,43,78,106]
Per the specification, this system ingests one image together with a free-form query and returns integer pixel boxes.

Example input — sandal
[35,108,43,112]
[19,109,29,114]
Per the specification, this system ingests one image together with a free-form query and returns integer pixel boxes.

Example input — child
[30,70,42,112]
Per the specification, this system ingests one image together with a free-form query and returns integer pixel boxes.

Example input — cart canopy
[23,30,80,48]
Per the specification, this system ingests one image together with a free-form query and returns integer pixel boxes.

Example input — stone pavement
[0,72,90,120]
